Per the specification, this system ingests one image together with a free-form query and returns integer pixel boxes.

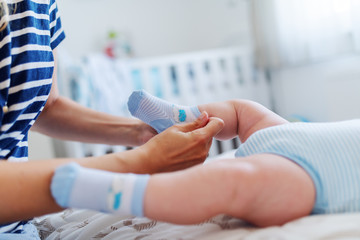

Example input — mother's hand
[137,112,224,173]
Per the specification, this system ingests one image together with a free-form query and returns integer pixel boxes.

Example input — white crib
[56,46,271,158]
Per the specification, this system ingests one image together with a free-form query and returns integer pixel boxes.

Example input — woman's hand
[135,120,157,145]
[135,112,225,173]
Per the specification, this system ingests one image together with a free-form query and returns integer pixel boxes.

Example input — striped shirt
[236,120,360,214]
[0,0,65,234]
[0,0,64,162]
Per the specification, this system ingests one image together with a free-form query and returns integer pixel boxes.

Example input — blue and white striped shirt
[236,120,360,214]
[0,0,64,162]
[0,0,64,235]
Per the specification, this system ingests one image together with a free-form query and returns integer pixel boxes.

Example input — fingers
[194,117,224,138]
[174,113,224,138]
[176,112,209,132]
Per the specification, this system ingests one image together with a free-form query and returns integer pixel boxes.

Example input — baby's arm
[198,100,288,142]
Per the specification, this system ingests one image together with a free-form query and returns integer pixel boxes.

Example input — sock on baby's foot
[51,163,149,217]
[127,90,201,133]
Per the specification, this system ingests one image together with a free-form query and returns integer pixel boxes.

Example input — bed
[37,46,360,239]
[32,207,360,239]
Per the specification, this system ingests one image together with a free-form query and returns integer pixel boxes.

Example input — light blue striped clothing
[235,120,360,214]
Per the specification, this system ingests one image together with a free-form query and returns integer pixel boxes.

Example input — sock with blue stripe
[51,163,149,217]
[127,90,201,133]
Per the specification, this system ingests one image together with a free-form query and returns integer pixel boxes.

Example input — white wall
[58,0,252,58]
[271,55,360,122]
[28,132,56,160]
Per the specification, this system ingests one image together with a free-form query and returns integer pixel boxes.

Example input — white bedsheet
[33,210,360,240]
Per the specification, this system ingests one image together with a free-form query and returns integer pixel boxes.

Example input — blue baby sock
[51,163,150,217]
[127,90,201,133]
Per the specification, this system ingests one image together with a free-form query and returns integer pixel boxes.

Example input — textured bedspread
[33,210,360,240]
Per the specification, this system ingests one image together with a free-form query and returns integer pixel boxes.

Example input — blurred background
[29,0,360,160]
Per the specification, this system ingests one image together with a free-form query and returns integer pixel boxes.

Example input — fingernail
[201,112,208,121]
[200,112,205,119]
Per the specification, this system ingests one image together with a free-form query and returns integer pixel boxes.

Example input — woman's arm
[0,115,224,224]
[31,50,155,147]
[199,99,288,142]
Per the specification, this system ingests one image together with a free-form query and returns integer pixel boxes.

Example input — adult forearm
[32,96,148,146]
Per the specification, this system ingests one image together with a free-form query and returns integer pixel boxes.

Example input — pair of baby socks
[51,90,200,216]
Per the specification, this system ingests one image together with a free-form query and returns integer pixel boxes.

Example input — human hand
[137,112,225,173]
[122,119,157,147]
[137,121,157,145]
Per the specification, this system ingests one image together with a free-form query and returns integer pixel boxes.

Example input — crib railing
[122,47,259,104]
[56,46,271,158]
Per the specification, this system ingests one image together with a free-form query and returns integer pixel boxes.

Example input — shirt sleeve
[49,0,66,50]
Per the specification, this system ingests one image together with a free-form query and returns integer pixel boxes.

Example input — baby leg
[128,91,287,142]
[198,100,288,142]
[144,154,315,227]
